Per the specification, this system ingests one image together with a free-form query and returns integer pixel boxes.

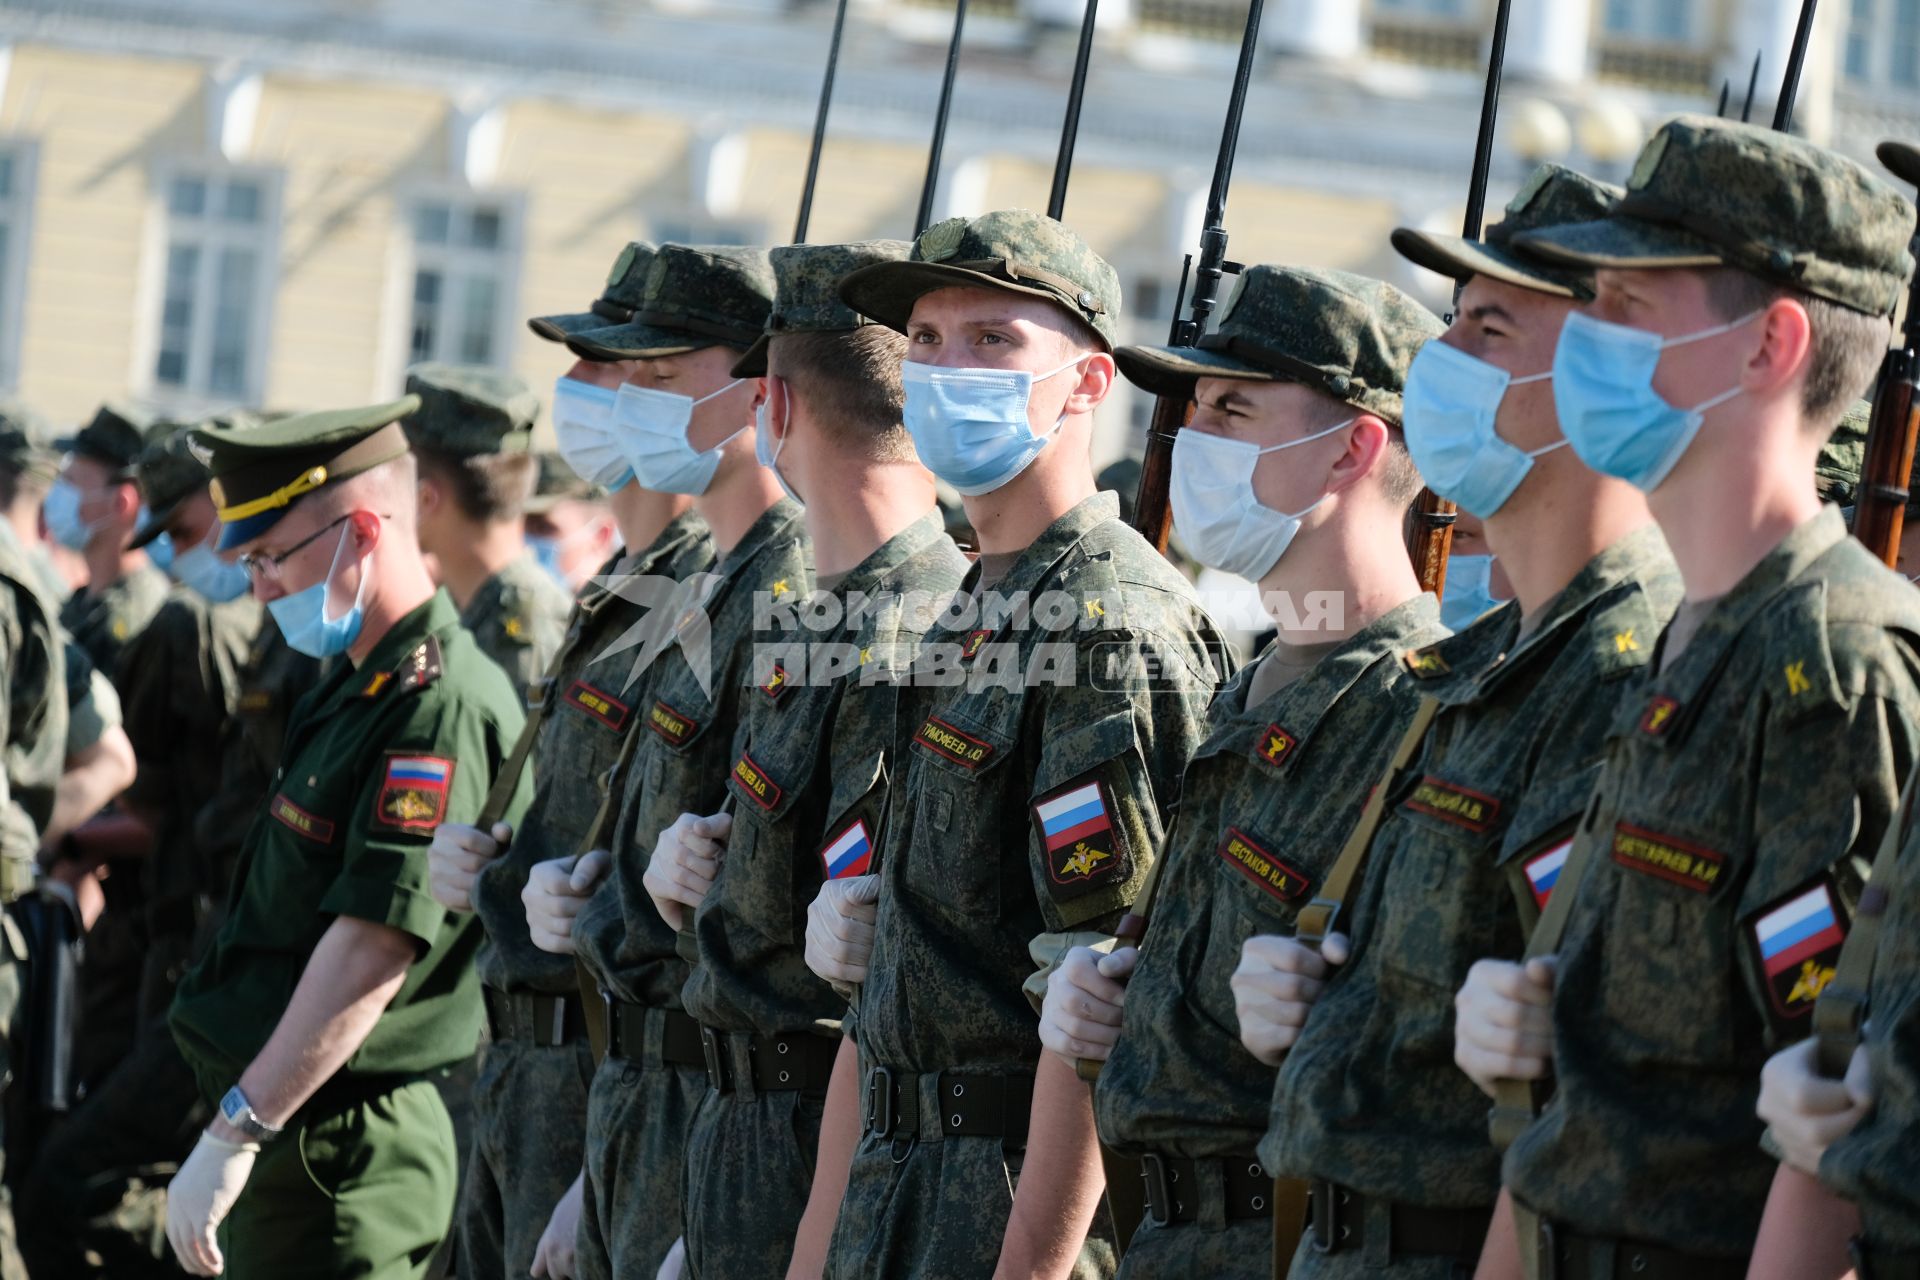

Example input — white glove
[655,1236,687,1280]
[804,875,880,985]
[643,812,730,931]
[1040,946,1136,1064]
[1453,956,1557,1097]
[530,1171,585,1279]
[1231,933,1347,1066]
[524,850,612,955]
[166,1130,260,1276]
[428,821,512,912]
[1757,1038,1875,1175]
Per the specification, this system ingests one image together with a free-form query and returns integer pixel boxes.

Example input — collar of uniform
[705,496,809,621]
[585,508,715,615]
[836,511,950,604]
[956,490,1123,605]
[1641,504,1847,715]
[356,589,460,684]
[1202,593,1444,760]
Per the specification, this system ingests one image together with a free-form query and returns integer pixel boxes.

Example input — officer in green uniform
[425,242,715,1280]
[0,404,70,602]
[1034,265,1449,1278]
[164,398,530,1279]
[524,452,616,593]
[518,242,794,1280]
[798,210,1226,1280]
[635,239,970,1278]
[400,364,572,693]
[1454,117,1920,1280]
[50,404,169,679]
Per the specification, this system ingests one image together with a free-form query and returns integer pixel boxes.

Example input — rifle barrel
[1461,0,1514,242]
[915,0,970,236]
[1773,0,1820,132]
[1048,0,1100,220]
[793,0,851,244]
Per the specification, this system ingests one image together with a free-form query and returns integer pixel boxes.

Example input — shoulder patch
[1522,836,1574,910]
[819,818,874,880]
[1591,586,1664,680]
[1610,823,1725,893]
[372,754,455,831]
[1404,646,1451,679]
[760,663,793,701]
[1747,880,1847,1022]
[1639,694,1679,736]
[1217,826,1310,903]
[566,679,630,732]
[393,636,444,695]
[1032,778,1131,899]
[271,793,335,844]
[502,613,531,645]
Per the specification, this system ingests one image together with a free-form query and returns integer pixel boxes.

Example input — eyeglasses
[236,514,352,585]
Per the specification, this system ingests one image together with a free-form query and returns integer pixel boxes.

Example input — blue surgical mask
[1169,417,1352,581]
[146,527,176,574]
[1403,341,1562,519]
[529,535,566,586]
[1552,309,1760,493]
[553,377,633,491]
[173,533,251,603]
[1441,553,1505,630]
[617,380,749,496]
[44,478,105,551]
[900,357,1082,496]
[754,399,801,505]
[267,524,367,658]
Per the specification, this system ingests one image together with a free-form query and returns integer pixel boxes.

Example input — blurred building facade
[0,0,1901,457]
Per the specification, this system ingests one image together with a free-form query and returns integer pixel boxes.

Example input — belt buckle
[864,1065,894,1138]
[1537,1217,1560,1280]
[700,1026,727,1093]
[548,996,569,1046]
[1139,1153,1172,1228]
[1309,1179,1340,1255]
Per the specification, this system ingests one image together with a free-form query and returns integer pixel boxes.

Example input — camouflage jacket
[682,513,969,1036]
[1271,524,1681,1207]
[0,524,66,882]
[61,562,169,683]
[1504,508,1920,1255]
[1092,594,1448,1159]
[857,492,1225,1076]
[474,512,715,996]
[576,499,812,1007]
[460,550,574,696]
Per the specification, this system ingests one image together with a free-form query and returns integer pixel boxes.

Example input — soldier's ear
[345,508,384,552]
[1323,413,1390,498]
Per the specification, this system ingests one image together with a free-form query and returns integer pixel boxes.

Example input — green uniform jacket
[1093,595,1448,1159]
[1504,508,1920,1256]
[474,512,715,996]
[60,562,168,683]
[576,498,811,1007]
[460,551,574,696]
[169,590,530,1105]
[1272,525,1680,1206]
[683,512,969,1036]
[858,492,1224,1077]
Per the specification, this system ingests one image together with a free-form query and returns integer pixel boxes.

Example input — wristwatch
[218,1086,283,1142]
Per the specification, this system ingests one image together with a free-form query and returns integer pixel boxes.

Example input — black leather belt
[1309,1181,1494,1262]
[1525,1214,1746,1280]
[699,1026,837,1095]
[862,1065,1031,1144]
[1854,1239,1920,1280]
[484,988,588,1048]
[1139,1153,1270,1226]
[601,993,705,1069]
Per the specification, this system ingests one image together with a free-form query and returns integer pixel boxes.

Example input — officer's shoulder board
[360,635,445,699]
[1760,579,1844,722]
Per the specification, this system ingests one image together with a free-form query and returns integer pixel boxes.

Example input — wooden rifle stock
[1855,352,1920,566]
[1130,392,1191,550]
[1406,495,1457,598]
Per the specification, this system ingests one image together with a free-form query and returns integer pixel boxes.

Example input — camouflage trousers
[1284,1232,1475,1278]
[1116,1212,1271,1280]
[681,1082,826,1279]
[822,1131,1120,1280]
[16,1012,205,1280]
[457,1035,594,1280]
[576,1052,706,1280]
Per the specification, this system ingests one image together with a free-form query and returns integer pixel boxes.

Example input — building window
[1841,0,1920,88]
[152,170,277,402]
[0,145,36,393]
[1603,0,1691,41]
[408,196,518,367]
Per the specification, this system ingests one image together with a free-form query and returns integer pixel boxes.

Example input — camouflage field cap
[1116,265,1444,426]
[1816,397,1870,507]
[732,239,912,378]
[54,403,154,480]
[529,241,657,345]
[0,403,56,483]
[128,412,262,549]
[565,243,775,361]
[838,209,1122,350]
[1393,164,1623,299]
[1515,116,1917,318]
[399,363,540,458]
[524,451,607,514]
[192,397,419,550]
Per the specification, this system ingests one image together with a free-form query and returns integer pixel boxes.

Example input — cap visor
[1391,229,1580,299]
[1881,140,1920,190]
[839,260,1101,344]
[1511,216,1726,271]
[1114,344,1277,400]
[127,498,185,550]
[564,320,712,362]
[527,311,611,345]
[215,507,288,551]
[731,334,770,379]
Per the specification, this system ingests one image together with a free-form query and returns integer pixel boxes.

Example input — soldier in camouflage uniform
[518,242,794,1280]
[1032,265,1448,1278]
[797,210,1225,1280]
[1237,166,1682,1280]
[0,404,71,602]
[524,452,617,593]
[425,241,714,1280]
[401,364,573,693]
[50,405,169,679]
[635,239,969,1278]
[1451,118,1920,1280]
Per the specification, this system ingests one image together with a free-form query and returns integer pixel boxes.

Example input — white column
[206,65,263,165]
[1507,0,1591,85]
[1022,0,1133,30]
[1264,0,1362,62]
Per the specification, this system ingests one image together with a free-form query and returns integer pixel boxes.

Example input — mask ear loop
[322,518,371,626]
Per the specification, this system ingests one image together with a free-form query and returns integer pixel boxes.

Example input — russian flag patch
[1032,779,1130,898]
[1523,838,1573,910]
[1749,881,1847,1020]
[374,754,454,830]
[819,819,873,880]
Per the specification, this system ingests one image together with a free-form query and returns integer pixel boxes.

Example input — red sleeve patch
[372,753,456,831]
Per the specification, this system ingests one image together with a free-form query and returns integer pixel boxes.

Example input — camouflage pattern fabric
[824,492,1225,1280]
[401,363,540,458]
[459,551,574,695]
[730,238,911,378]
[1392,162,1621,300]
[1091,595,1448,1277]
[1503,508,1920,1257]
[1268,526,1679,1274]
[457,1037,595,1280]
[679,512,968,1280]
[566,243,775,362]
[576,1055,707,1280]
[528,240,656,345]
[60,561,168,681]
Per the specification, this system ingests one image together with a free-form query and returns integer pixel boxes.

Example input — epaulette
[362,634,444,698]
[1402,642,1452,679]
[1058,549,1128,635]
[1588,583,1664,681]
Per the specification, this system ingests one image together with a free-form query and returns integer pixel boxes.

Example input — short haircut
[408,442,537,524]
[1703,267,1891,434]
[767,327,916,463]
[1301,384,1424,509]
[309,452,421,540]
[0,465,48,513]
